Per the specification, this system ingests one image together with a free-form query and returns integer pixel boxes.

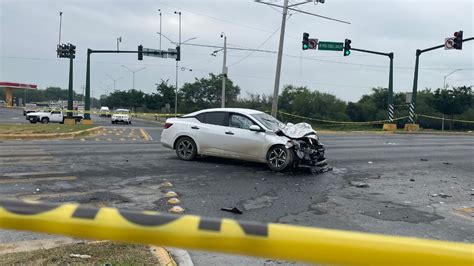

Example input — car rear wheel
[41,117,49,124]
[266,145,293,172]
[175,137,197,161]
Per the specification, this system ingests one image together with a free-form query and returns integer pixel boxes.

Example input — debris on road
[410,178,415,182]
[169,206,185,214]
[430,193,452,198]
[442,162,452,165]
[221,207,243,214]
[167,198,180,205]
[164,191,178,198]
[349,181,370,188]
[368,161,373,164]
[420,158,429,161]
[160,181,173,188]
[69,254,91,259]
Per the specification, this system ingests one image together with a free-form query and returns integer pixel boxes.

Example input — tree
[180,73,240,112]
[431,86,472,129]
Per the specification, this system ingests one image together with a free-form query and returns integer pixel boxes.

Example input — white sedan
[161,108,329,172]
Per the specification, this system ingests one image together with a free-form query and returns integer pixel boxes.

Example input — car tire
[129,121,132,124]
[111,121,115,124]
[266,145,293,172]
[175,137,197,161]
[29,120,37,124]
[41,117,49,124]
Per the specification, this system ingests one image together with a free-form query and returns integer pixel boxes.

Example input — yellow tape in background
[0,200,472,265]
[279,111,409,125]
[418,114,474,124]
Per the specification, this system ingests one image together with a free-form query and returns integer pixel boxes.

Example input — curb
[0,126,104,140]
[134,117,164,125]
[167,248,194,266]
[394,131,474,136]
[150,246,177,266]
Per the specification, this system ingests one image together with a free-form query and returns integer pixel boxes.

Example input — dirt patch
[0,242,161,265]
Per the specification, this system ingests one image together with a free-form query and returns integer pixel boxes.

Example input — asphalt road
[1,107,473,265]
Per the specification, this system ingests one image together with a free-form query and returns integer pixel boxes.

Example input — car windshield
[251,113,284,131]
[115,110,129,114]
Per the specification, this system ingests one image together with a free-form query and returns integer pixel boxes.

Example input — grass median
[0,242,162,265]
[0,124,95,135]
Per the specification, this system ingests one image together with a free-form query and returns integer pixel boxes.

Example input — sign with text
[318,41,344,51]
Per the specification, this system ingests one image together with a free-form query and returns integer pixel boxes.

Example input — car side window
[195,113,205,123]
[202,112,227,126]
[229,113,254,130]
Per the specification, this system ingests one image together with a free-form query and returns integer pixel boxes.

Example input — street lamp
[117,36,122,51]
[444,69,463,89]
[121,65,146,90]
[181,67,192,72]
[106,74,123,91]
[158,9,162,50]
[174,11,181,116]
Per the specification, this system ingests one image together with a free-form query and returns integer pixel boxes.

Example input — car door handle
[191,126,199,130]
[225,131,234,135]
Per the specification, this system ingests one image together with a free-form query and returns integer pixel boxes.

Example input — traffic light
[302,32,309,50]
[69,44,76,59]
[453,30,463,50]
[57,44,70,58]
[138,45,143,60]
[344,39,351,56]
[176,46,181,61]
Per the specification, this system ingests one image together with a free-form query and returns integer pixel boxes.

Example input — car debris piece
[70,254,91,259]
[442,162,452,165]
[221,207,243,214]
[410,178,415,182]
[430,193,452,198]
[368,161,373,164]
[420,158,429,161]
[349,181,369,188]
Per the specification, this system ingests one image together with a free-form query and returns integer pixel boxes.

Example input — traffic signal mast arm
[418,36,473,55]
[350,47,391,57]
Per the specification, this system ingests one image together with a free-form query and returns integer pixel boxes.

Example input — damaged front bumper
[286,139,332,174]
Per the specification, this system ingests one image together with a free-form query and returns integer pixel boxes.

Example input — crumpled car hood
[278,122,317,139]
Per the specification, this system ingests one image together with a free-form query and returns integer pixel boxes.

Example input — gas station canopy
[0,82,37,107]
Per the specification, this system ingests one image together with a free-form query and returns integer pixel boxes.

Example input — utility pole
[271,0,289,117]
[174,11,181,116]
[255,0,349,117]
[221,33,227,108]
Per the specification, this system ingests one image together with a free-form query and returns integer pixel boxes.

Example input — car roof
[184,108,264,117]
[115,109,129,111]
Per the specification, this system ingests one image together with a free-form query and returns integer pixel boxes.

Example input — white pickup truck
[26,109,84,124]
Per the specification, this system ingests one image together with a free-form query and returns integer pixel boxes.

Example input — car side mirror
[249,125,263,132]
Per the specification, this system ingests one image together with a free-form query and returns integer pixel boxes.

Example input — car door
[50,111,62,122]
[189,112,229,156]
[222,113,266,160]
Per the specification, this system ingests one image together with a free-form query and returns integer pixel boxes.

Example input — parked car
[111,109,131,124]
[26,109,83,124]
[161,108,329,172]
[99,106,111,117]
[23,103,39,116]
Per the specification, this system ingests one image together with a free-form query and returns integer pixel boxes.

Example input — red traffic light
[454,32,459,37]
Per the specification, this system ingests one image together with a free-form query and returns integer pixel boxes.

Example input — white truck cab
[26,109,83,124]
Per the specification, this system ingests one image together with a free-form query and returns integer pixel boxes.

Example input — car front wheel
[41,117,49,124]
[175,137,197,161]
[266,145,293,172]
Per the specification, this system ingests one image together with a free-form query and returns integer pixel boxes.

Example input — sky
[1,0,473,102]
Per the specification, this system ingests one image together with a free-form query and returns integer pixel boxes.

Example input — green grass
[0,242,161,265]
[0,124,95,135]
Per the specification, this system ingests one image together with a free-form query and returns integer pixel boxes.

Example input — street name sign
[318,41,344,51]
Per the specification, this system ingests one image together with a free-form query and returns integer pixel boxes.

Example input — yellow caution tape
[279,111,409,125]
[0,200,472,265]
[418,114,474,124]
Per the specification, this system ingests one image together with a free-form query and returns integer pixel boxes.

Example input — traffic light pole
[408,36,473,126]
[84,48,178,123]
[350,48,395,124]
[67,56,74,119]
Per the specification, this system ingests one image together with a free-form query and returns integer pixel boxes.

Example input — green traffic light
[303,44,309,50]
[344,50,350,56]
